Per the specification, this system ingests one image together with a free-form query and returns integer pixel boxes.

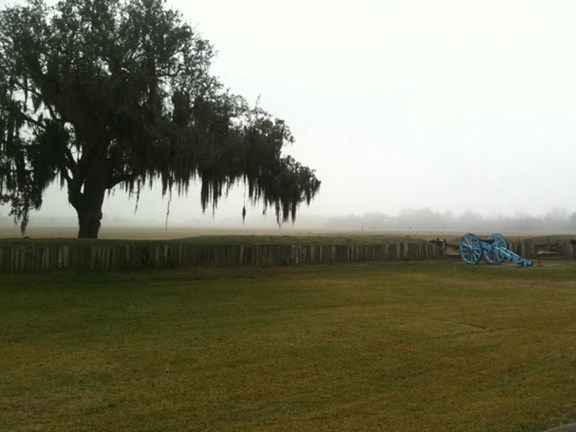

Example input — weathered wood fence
[0,239,573,272]
[0,242,444,271]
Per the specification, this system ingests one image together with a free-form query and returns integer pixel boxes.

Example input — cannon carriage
[459,233,532,267]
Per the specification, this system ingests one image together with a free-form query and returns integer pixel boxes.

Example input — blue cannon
[459,233,532,267]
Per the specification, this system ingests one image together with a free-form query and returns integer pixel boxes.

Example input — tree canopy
[0,0,320,238]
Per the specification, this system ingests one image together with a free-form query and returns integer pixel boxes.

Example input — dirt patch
[543,423,576,432]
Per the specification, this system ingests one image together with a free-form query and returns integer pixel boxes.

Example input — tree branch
[12,107,45,128]
[63,146,77,175]
[106,173,134,190]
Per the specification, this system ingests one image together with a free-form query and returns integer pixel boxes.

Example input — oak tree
[0,0,320,238]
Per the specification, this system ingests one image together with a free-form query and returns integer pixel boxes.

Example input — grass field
[1,261,575,431]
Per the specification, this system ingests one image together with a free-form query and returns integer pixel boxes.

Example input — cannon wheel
[483,233,509,265]
[459,233,482,264]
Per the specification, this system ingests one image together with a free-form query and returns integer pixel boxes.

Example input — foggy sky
[1,0,575,228]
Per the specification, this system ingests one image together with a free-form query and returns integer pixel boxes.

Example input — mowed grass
[1,262,575,432]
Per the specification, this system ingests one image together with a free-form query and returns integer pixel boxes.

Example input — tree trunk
[69,153,107,239]
[77,204,104,239]
[74,184,106,239]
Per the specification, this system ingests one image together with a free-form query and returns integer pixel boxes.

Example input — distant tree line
[324,208,576,233]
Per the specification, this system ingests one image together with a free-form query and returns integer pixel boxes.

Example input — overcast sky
[2,0,576,227]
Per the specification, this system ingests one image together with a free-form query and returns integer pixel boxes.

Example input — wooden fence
[0,239,573,272]
[0,242,444,271]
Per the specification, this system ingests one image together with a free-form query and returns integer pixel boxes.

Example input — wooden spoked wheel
[483,233,508,265]
[459,233,482,265]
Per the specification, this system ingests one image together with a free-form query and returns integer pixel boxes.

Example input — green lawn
[1,261,575,431]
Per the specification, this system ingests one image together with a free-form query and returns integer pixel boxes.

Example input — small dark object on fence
[429,238,446,249]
